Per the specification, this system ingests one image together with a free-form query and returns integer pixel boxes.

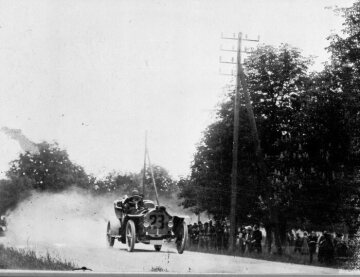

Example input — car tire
[106,221,115,247]
[126,220,136,252]
[176,221,188,254]
[154,245,162,252]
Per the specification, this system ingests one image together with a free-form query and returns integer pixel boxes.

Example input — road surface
[0,237,345,274]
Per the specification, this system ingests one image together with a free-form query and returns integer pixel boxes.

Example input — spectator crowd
[187,220,351,265]
[188,221,263,253]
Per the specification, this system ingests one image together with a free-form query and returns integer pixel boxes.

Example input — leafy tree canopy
[0,142,91,214]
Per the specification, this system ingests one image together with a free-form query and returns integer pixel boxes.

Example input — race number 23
[149,214,165,228]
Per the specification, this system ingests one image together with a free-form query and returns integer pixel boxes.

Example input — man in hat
[308,231,318,263]
[123,189,144,213]
[245,226,253,253]
[251,224,263,253]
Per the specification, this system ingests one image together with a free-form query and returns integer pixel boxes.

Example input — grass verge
[0,244,76,270]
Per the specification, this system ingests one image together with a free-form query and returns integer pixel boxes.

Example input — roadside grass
[0,244,76,270]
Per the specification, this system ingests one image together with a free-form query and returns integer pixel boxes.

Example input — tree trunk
[279,217,287,246]
[265,224,273,253]
[271,206,283,255]
[274,223,283,255]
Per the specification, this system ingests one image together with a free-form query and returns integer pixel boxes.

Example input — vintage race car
[106,194,188,253]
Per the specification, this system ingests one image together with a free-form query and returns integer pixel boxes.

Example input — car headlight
[168,220,174,228]
[143,219,150,228]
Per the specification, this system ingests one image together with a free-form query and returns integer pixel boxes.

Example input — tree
[244,43,360,239]
[181,92,256,221]
[7,142,90,192]
[90,165,178,202]
[0,176,33,215]
[180,42,360,252]
[180,45,312,227]
[141,165,178,199]
[322,1,360,234]
[0,141,91,214]
[243,44,312,250]
[90,171,139,195]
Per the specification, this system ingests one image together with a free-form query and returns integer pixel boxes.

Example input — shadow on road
[116,247,177,254]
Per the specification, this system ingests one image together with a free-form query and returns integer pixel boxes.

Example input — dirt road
[0,192,348,274]
[0,237,343,274]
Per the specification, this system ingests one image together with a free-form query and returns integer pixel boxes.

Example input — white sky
[0,0,355,179]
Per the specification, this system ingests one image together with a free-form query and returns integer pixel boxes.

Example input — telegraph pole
[142,131,147,196]
[141,131,160,206]
[220,32,260,251]
[146,147,160,206]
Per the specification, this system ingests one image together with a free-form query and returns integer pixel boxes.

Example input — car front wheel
[106,221,115,247]
[176,221,188,254]
[126,220,136,252]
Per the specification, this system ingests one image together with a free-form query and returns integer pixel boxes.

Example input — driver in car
[123,189,144,213]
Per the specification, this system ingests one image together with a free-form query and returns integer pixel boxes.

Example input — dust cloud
[1,127,39,155]
[4,188,200,249]
[157,195,206,224]
[5,188,115,249]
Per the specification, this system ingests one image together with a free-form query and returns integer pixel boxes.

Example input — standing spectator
[215,220,224,251]
[334,233,347,258]
[318,231,327,263]
[308,231,318,264]
[245,226,253,253]
[239,226,247,253]
[323,232,335,264]
[286,230,295,248]
[223,222,229,249]
[192,222,199,246]
[203,222,210,250]
[188,224,193,247]
[318,231,335,264]
[198,221,204,249]
[294,233,303,253]
[285,230,295,254]
[235,226,241,246]
[301,231,309,255]
[251,224,263,253]
[209,220,216,250]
